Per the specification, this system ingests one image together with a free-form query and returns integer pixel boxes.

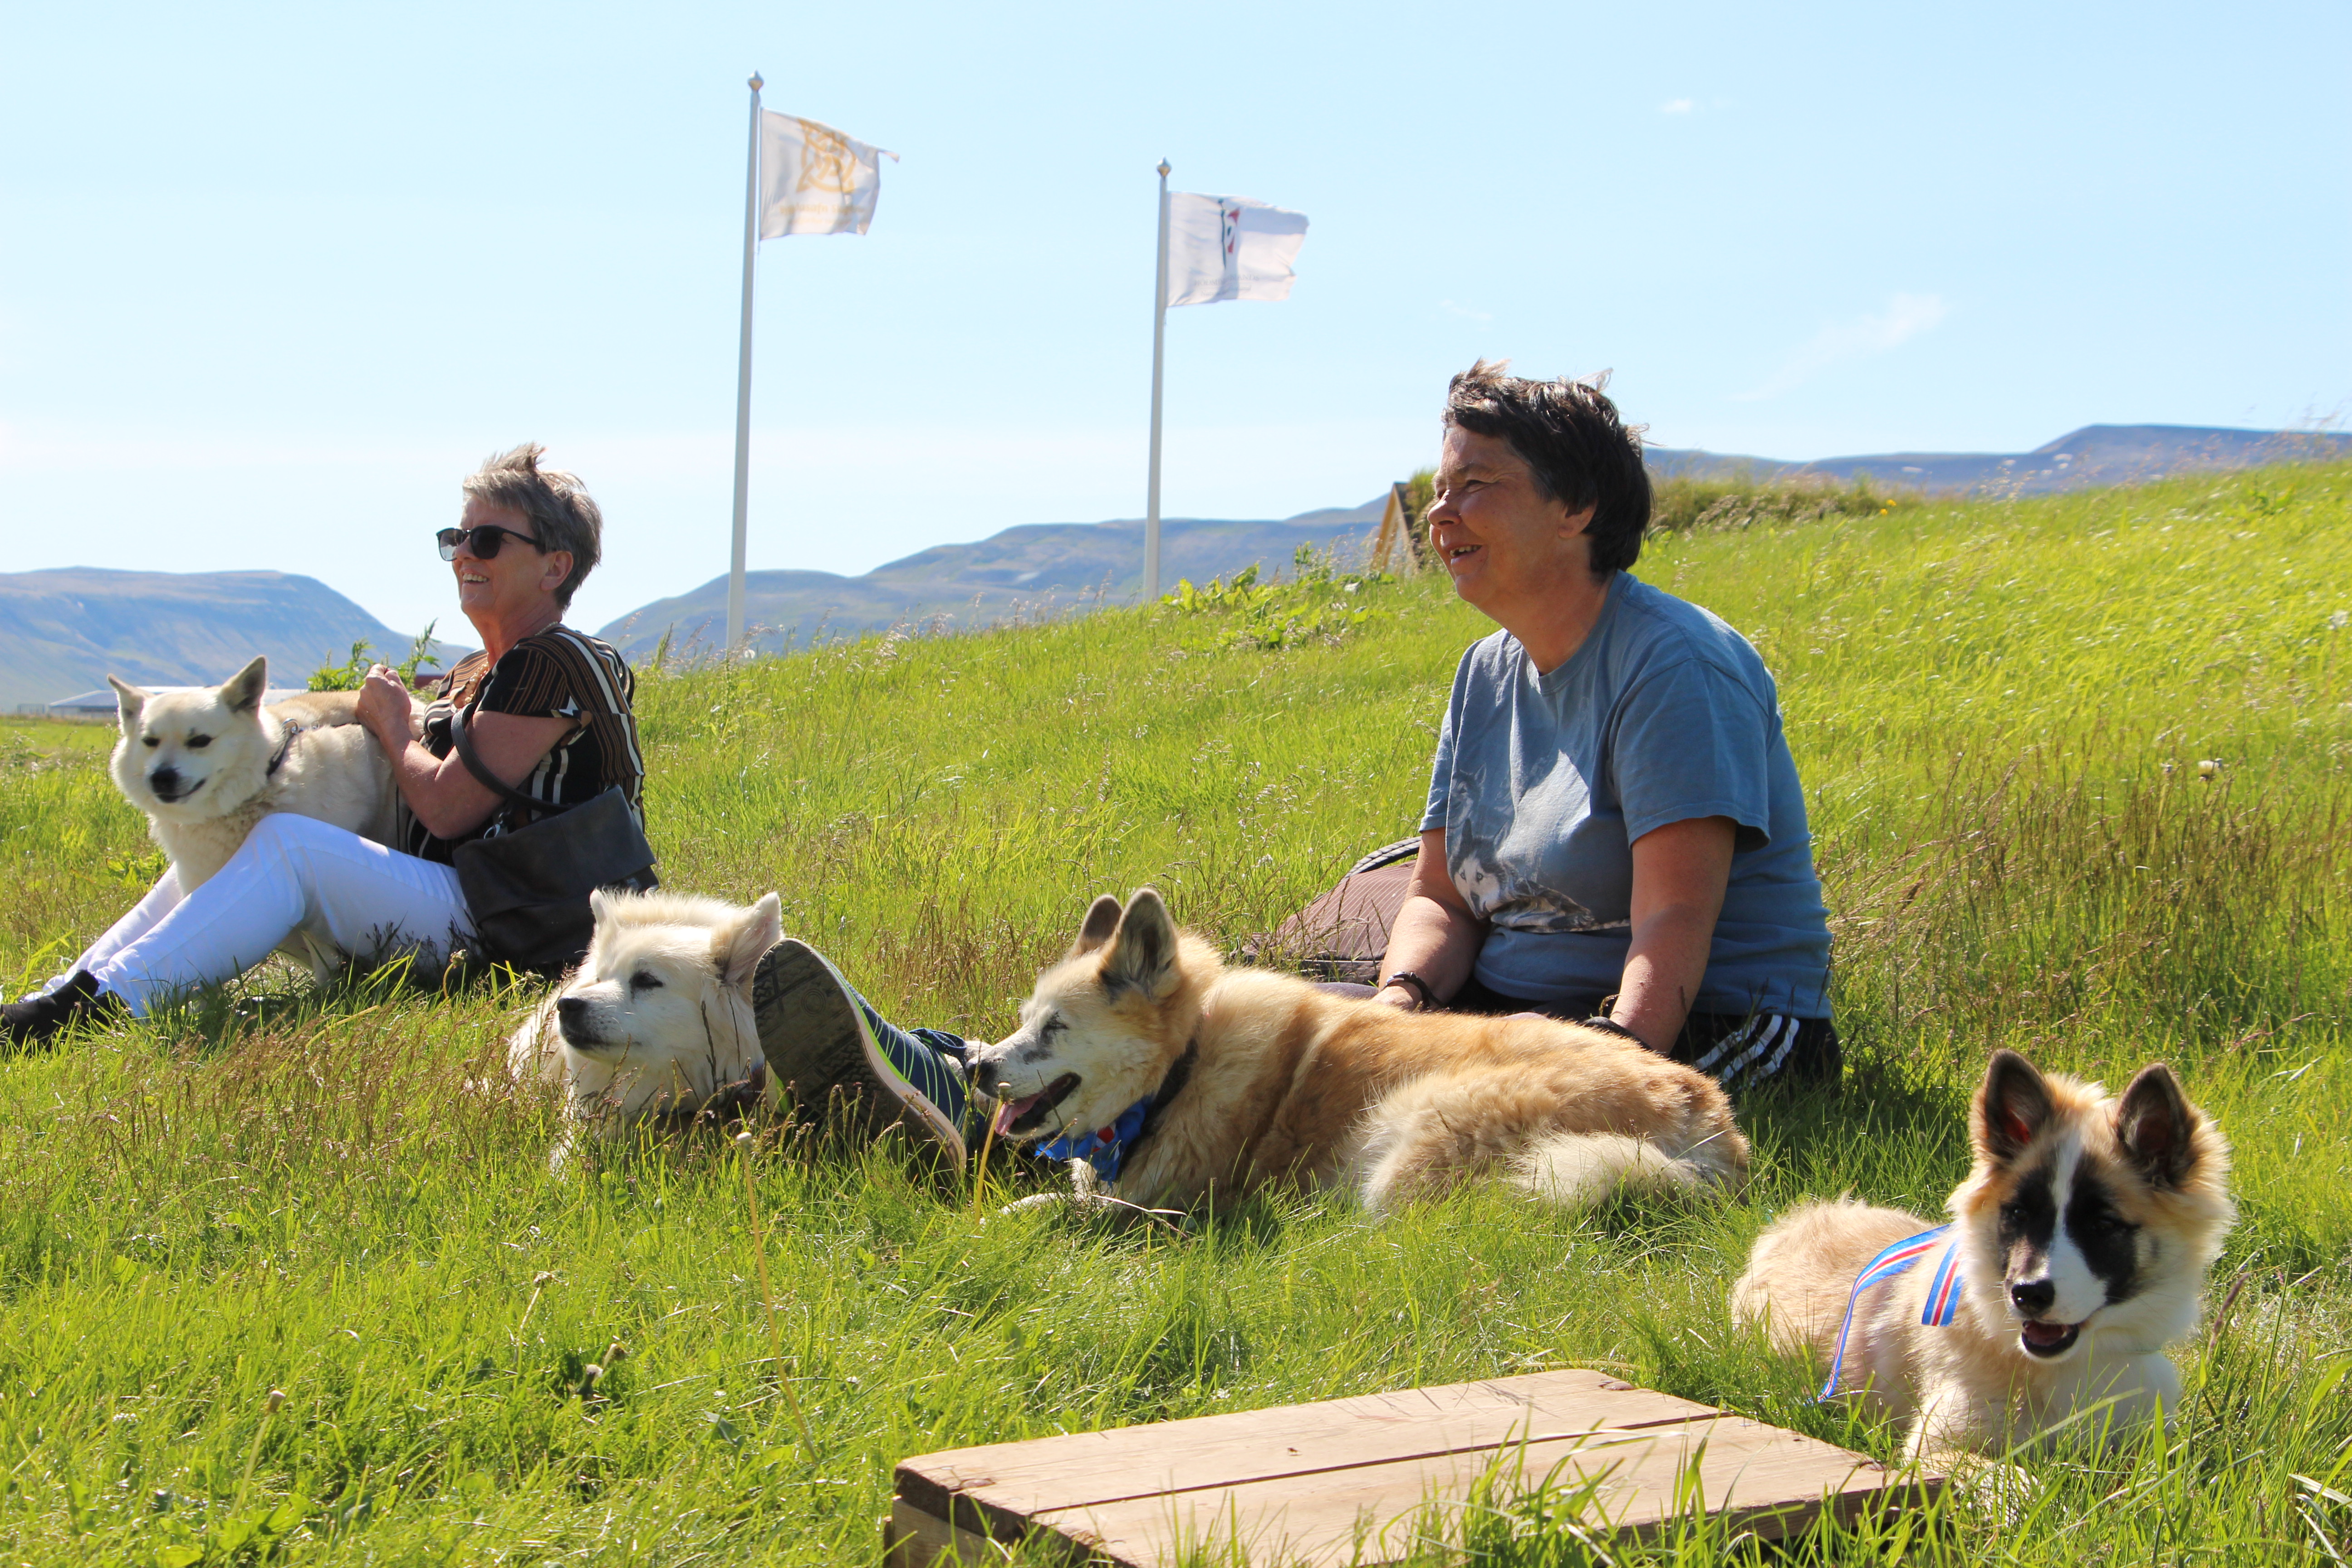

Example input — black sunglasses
[436,524,545,561]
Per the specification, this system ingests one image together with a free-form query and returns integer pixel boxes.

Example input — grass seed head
[265,1388,285,1415]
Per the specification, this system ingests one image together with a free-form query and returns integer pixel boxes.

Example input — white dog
[506,888,783,1137]
[109,655,399,892]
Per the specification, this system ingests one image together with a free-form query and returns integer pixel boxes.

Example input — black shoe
[749,940,969,1165]
[2,971,124,1046]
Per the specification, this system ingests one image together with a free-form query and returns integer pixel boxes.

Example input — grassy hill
[0,463,2346,1563]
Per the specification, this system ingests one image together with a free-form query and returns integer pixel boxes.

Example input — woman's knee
[242,811,362,857]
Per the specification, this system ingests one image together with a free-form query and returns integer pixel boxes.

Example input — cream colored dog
[506,888,782,1135]
[967,888,1748,1216]
[1731,1050,2233,1461]
[108,655,399,892]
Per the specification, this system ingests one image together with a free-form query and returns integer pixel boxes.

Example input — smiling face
[1425,427,1595,622]
[451,496,572,636]
[1956,1051,2229,1364]
[968,892,1202,1146]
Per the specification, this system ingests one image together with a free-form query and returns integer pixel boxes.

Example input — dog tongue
[993,1095,1043,1137]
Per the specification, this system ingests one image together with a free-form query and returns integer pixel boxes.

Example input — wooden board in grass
[883,1367,1939,1566]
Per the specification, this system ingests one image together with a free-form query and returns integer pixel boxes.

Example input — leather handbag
[1245,837,1421,983]
[446,706,658,973]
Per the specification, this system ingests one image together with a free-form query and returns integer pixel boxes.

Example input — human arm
[1608,814,1736,1050]
[354,664,576,841]
[1373,828,1489,1010]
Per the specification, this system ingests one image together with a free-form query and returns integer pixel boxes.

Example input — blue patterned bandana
[1033,1095,1153,1182]
[1817,1225,1965,1400]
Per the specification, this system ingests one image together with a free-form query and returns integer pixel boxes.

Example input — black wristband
[1382,971,1441,1010]
[1581,1015,1651,1048]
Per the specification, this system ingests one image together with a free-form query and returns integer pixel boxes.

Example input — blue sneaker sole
[749,939,966,1165]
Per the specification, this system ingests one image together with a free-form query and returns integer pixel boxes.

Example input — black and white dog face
[1957,1050,2226,1363]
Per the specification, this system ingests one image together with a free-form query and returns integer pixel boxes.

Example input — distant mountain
[0,568,467,712]
[596,500,1389,660]
[1647,423,2351,495]
[602,422,2346,658]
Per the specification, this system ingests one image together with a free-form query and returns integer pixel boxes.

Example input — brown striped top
[402,626,647,863]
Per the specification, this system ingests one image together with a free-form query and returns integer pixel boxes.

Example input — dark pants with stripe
[1320,977,1839,1089]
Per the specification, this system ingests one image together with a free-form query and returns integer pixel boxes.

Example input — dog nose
[2010,1278,2056,1316]
[556,996,588,1028]
[150,767,180,793]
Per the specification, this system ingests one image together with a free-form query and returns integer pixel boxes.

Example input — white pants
[44,813,475,1017]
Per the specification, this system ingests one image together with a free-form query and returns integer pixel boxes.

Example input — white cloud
[1734,293,1951,401]
[1659,98,1695,114]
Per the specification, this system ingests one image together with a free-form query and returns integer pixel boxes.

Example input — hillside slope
[0,568,460,710]
[595,501,1387,658]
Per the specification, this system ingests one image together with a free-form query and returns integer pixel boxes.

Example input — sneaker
[2,971,124,1047]
[749,940,969,1165]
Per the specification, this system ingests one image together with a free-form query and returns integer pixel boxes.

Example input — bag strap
[450,703,574,817]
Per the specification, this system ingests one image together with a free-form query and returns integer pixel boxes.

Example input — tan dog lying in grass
[967,888,1747,1217]
[1732,1049,2234,1462]
[506,889,782,1138]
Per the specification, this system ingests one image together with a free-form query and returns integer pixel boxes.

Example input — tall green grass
[0,462,2346,1563]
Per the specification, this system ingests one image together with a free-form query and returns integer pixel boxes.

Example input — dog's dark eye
[186,735,211,750]
[630,971,663,992]
[142,736,160,748]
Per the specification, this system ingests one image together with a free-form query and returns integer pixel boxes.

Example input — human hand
[354,663,413,745]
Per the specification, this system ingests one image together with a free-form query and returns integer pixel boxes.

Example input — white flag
[759,112,897,237]
[1165,193,1308,306]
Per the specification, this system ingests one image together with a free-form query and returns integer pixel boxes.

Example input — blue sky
[4,0,2346,639]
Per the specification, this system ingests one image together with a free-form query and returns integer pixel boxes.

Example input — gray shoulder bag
[447,706,659,974]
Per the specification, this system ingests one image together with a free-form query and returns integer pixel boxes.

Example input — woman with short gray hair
[5,445,646,1042]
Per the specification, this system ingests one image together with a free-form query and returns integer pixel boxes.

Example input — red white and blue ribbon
[1816,1225,1964,1400]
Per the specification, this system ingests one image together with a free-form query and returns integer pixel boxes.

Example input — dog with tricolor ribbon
[1731,1049,2234,1462]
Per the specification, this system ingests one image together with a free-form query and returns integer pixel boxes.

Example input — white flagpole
[725,73,764,654]
[1143,159,1171,601]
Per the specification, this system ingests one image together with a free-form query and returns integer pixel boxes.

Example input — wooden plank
[894,1369,1939,1567]
[1031,1416,1926,1567]
[897,1368,1717,1545]
[882,1497,1015,1568]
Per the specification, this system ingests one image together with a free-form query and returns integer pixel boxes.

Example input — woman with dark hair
[4,445,645,1042]
[1365,361,1838,1088]
[726,361,1837,1181]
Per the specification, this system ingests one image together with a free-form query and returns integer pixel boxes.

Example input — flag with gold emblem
[758,112,897,237]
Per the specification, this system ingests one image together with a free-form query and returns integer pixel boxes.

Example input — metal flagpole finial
[1157,159,1170,177]
[749,73,764,91]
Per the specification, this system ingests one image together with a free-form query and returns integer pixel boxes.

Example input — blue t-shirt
[1417,572,1832,1018]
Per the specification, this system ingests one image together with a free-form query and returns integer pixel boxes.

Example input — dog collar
[265,721,304,778]
[1816,1225,1965,1401]
[1032,1038,1199,1184]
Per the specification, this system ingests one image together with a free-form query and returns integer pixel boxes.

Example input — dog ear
[1069,894,1122,959]
[220,656,270,714]
[1972,1049,2055,1165]
[588,887,619,929]
[2116,1063,2198,1189]
[107,675,147,730]
[1101,887,1178,1000]
[718,893,784,990]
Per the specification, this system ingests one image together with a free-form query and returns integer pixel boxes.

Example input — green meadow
[0,462,2347,1564]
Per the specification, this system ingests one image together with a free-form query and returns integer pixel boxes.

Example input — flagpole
[726,73,764,654]
[1143,159,1171,601]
